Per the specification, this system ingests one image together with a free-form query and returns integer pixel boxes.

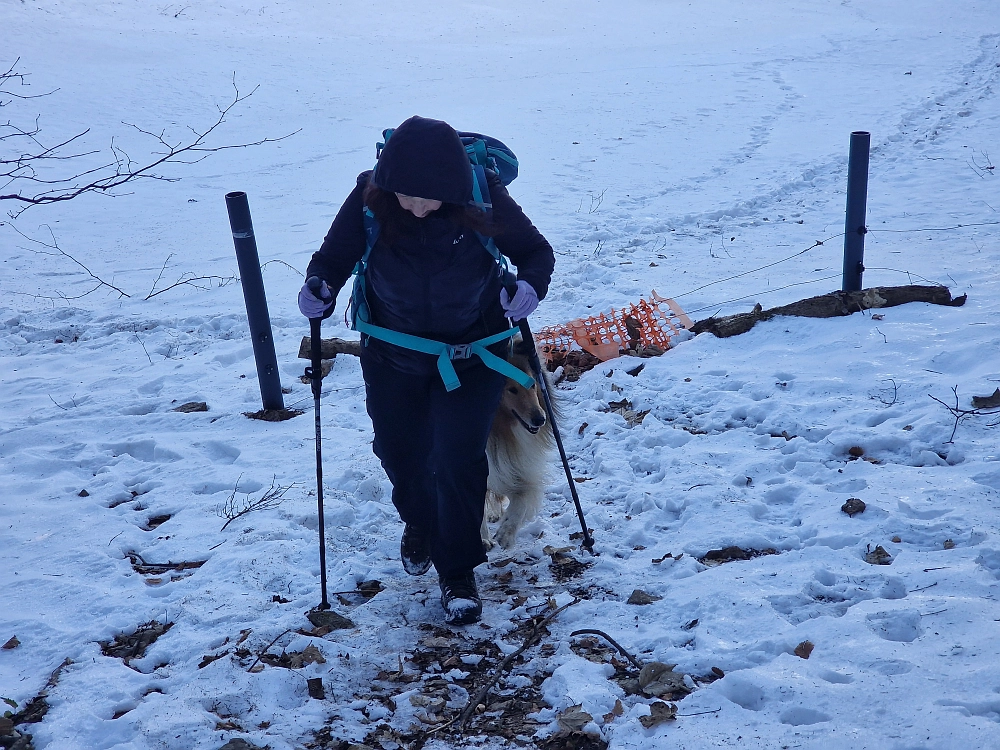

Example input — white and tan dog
[482,337,556,550]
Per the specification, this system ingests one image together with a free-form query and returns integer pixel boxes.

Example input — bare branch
[9,222,130,299]
[928,386,1000,443]
[0,57,59,105]
[145,269,237,300]
[1,68,298,218]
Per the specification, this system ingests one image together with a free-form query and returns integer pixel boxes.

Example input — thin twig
[133,325,153,364]
[48,394,69,410]
[10,223,130,298]
[569,628,644,669]
[260,258,303,275]
[145,272,236,299]
[218,475,296,531]
[456,598,581,732]
[677,707,723,717]
[146,253,174,297]
[245,629,293,673]
[870,378,899,407]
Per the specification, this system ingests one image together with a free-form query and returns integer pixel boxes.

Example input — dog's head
[503,337,547,435]
[502,377,546,435]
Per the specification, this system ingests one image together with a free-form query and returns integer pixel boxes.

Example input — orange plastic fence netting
[534,291,694,364]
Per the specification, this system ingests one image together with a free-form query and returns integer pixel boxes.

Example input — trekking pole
[502,272,595,554]
[306,276,331,610]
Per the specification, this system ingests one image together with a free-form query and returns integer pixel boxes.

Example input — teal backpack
[349,130,534,392]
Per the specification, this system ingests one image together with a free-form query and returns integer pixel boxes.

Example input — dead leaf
[198,651,228,669]
[602,698,625,724]
[260,643,326,669]
[421,636,453,649]
[299,644,326,665]
[972,388,1000,409]
[865,545,893,565]
[639,701,677,728]
[699,546,777,566]
[2,636,19,650]
[409,694,446,712]
[358,580,383,598]
[794,640,815,659]
[944,539,955,550]
[638,662,689,697]
[306,610,355,630]
[651,553,674,564]
[639,663,677,687]
[557,704,594,733]
[627,589,663,605]
[172,401,208,413]
[842,498,866,517]
[542,545,574,556]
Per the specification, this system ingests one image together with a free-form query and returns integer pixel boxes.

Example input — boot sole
[402,557,432,576]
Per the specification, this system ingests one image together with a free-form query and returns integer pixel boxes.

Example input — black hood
[373,116,473,205]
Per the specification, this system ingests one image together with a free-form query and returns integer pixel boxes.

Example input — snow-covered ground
[2,1,999,748]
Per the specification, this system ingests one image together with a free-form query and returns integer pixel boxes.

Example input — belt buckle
[449,343,472,360]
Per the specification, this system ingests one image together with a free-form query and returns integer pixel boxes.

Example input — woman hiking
[298,116,555,625]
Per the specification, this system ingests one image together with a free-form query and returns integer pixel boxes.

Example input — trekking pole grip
[502,270,533,340]
[306,276,324,398]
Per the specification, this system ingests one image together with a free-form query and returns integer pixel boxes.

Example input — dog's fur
[482,337,556,550]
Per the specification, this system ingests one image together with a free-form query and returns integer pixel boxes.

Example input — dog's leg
[495,488,542,550]
[481,492,496,551]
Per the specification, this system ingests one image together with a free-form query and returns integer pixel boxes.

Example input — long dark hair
[362,180,498,245]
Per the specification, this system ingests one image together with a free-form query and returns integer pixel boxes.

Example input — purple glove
[500,280,538,321]
[298,280,334,319]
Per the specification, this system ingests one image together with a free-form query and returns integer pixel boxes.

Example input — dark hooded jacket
[306,116,555,376]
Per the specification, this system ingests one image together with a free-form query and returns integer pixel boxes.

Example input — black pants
[361,351,506,578]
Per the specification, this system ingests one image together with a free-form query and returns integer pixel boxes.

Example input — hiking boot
[400,523,432,576]
[439,570,482,625]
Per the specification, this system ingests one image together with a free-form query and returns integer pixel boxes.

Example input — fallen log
[690,285,965,338]
[297,336,362,360]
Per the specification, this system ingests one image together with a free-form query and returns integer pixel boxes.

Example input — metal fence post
[225,191,284,411]
[842,131,871,292]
